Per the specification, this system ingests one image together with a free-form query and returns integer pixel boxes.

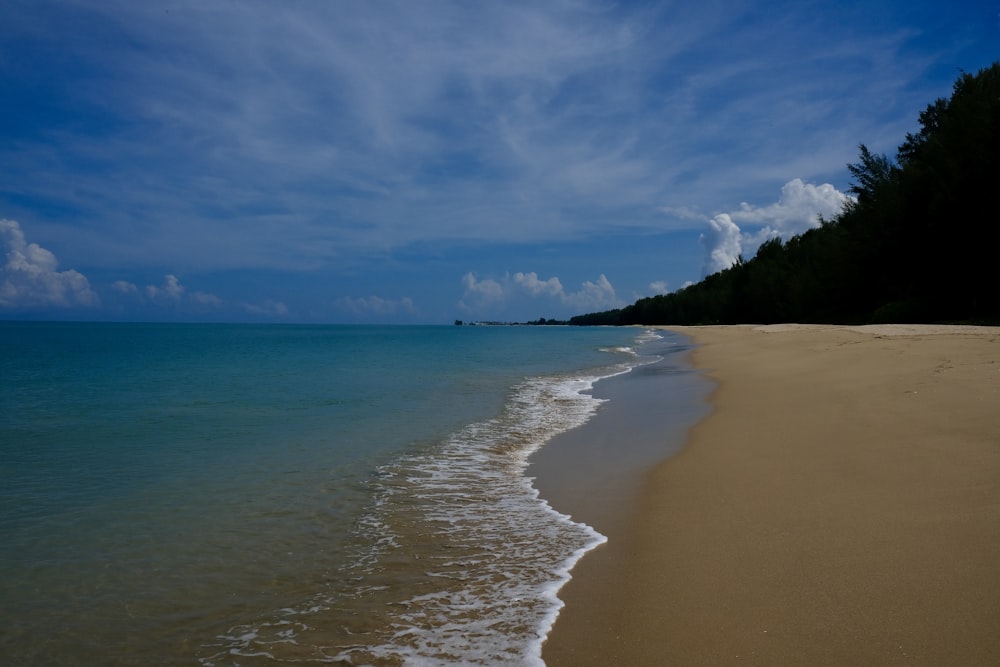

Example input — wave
[202,353,642,665]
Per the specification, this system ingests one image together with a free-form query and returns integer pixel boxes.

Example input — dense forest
[571,63,1000,326]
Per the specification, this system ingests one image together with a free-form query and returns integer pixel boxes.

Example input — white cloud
[512,272,564,298]
[459,270,622,315]
[459,273,505,311]
[146,274,185,301]
[730,178,851,238]
[140,274,223,309]
[699,179,853,275]
[565,274,619,311]
[649,280,670,295]
[700,213,743,275]
[0,219,98,309]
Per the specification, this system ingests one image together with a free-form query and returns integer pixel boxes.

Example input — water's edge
[530,330,713,658]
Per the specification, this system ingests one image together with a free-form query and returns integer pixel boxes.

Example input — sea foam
[207,350,645,666]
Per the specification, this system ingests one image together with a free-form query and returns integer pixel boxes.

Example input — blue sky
[2,1,997,323]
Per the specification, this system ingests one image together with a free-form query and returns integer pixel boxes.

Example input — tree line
[571,63,1000,326]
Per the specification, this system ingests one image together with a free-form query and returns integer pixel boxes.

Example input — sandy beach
[543,324,1000,665]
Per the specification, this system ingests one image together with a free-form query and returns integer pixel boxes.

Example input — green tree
[846,144,898,206]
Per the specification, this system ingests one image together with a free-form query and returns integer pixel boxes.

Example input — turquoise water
[0,323,685,665]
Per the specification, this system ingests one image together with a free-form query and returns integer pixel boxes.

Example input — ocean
[0,322,698,665]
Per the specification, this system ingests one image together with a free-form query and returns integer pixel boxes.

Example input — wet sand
[530,337,710,535]
[542,324,1000,665]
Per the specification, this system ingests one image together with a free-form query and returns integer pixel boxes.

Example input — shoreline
[530,332,710,535]
[531,330,711,662]
[542,324,1000,665]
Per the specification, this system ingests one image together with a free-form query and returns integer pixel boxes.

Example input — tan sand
[543,324,1000,665]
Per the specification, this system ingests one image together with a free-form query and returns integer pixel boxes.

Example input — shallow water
[0,322,696,665]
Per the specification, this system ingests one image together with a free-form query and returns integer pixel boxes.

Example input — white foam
[202,334,652,666]
[599,345,636,355]
[336,361,638,665]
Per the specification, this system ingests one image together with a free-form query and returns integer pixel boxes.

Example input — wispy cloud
[1,1,958,272]
[191,291,223,307]
[112,280,139,295]
[244,300,289,318]
[2,0,992,321]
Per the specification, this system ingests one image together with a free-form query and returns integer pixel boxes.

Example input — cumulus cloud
[512,272,564,298]
[700,213,744,275]
[146,274,185,301]
[649,280,670,295]
[699,179,853,275]
[730,178,851,237]
[129,274,223,309]
[565,274,619,311]
[460,273,505,306]
[0,219,98,309]
[459,270,622,315]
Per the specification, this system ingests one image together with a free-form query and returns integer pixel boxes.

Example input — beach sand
[542,324,1000,665]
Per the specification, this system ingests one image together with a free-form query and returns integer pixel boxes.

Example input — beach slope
[544,324,1000,665]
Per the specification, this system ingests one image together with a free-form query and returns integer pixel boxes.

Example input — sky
[2,1,997,324]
